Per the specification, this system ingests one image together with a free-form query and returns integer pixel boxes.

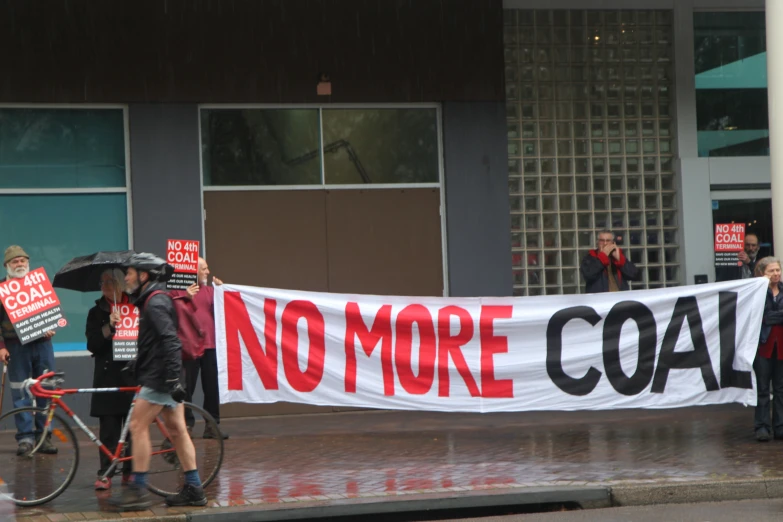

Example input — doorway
[711,197,773,281]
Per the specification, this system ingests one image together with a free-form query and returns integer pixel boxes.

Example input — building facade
[0,0,771,418]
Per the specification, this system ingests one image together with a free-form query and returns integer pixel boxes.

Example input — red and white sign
[112,303,139,361]
[714,223,745,252]
[0,267,67,344]
[166,239,199,290]
[215,279,767,412]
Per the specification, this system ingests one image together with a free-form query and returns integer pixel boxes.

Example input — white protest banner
[215,278,767,412]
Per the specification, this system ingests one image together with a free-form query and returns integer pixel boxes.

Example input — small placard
[112,303,139,361]
[166,239,199,290]
[0,268,67,345]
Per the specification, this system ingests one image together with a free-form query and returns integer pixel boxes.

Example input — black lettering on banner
[602,301,657,396]
[546,306,602,396]
[651,296,719,393]
[718,291,752,389]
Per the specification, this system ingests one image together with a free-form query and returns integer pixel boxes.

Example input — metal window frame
[197,102,450,297]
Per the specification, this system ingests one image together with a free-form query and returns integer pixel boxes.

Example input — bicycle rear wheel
[0,406,79,506]
[147,402,224,497]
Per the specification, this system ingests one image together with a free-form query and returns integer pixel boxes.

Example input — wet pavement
[10,403,783,520]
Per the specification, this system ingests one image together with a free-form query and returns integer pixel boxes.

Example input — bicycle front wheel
[147,402,224,497]
[0,406,79,506]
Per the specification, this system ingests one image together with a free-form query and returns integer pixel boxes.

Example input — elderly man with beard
[171,257,228,440]
[0,246,58,456]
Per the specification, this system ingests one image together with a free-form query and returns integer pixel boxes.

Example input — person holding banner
[0,245,58,457]
[172,256,227,440]
[580,229,640,293]
[85,269,135,490]
[754,256,783,442]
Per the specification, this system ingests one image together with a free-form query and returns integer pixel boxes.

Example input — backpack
[144,290,206,361]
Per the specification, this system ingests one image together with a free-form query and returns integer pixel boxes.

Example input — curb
[610,477,783,506]
[185,486,611,522]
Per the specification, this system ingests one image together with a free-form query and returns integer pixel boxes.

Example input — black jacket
[760,282,783,344]
[580,249,641,293]
[85,297,136,417]
[133,282,182,394]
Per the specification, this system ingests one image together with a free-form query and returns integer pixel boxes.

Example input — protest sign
[112,303,139,361]
[166,239,199,290]
[0,268,66,344]
[714,223,745,268]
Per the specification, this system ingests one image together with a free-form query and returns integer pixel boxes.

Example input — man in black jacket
[580,230,641,293]
[110,253,207,510]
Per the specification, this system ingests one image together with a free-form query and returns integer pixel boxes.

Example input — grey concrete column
[442,102,512,297]
[128,105,204,257]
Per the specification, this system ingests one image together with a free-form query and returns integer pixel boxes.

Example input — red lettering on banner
[344,303,395,395]
[281,300,326,393]
[395,305,437,395]
[480,306,514,398]
[437,306,481,397]
[224,292,278,391]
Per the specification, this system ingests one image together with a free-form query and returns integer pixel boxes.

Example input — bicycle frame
[26,371,177,479]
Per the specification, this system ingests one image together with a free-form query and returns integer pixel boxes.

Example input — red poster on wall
[0,267,67,344]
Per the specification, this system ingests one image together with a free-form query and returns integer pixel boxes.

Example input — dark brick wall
[0,0,504,103]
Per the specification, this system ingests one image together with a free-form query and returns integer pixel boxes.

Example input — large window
[201,107,439,186]
[694,12,768,157]
[0,107,130,353]
[504,9,679,295]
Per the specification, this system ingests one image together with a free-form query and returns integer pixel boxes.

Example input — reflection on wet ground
[11,404,778,519]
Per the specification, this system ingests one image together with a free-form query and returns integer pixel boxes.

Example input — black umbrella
[53,250,136,293]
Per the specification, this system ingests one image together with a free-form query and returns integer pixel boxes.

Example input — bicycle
[0,370,224,506]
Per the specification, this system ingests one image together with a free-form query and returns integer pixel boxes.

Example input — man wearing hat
[0,245,58,456]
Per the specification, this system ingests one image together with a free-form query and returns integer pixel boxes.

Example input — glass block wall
[505,9,679,296]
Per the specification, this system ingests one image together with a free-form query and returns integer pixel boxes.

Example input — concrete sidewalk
[12,404,783,521]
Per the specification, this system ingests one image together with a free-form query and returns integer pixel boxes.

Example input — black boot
[37,433,58,455]
[108,484,155,510]
[203,423,229,440]
[165,483,207,507]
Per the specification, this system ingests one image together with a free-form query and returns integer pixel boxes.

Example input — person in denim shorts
[109,253,206,510]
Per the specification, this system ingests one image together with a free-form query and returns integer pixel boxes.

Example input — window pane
[201,109,321,186]
[322,108,439,184]
[0,108,126,188]
[694,12,769,157]
[0,194,129,352]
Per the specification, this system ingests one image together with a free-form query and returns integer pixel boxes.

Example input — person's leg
[755,355,773,439]
[6,341,35,448]
[129,398,163,477]
[110,396,161,509]
[160,403,207,506]
[97,415,119,476]
[160,403,197,472]
[773,358,783,438]
[200,350,220,424]
[31,341,56,443]
[96,415,121,489]
[183,358,200,429]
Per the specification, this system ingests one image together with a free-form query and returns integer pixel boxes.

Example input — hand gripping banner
[214,278,767,412]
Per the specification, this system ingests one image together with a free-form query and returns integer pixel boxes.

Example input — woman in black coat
[86,268,136,490]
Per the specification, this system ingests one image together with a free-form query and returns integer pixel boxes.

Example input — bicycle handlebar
[22,370,65,399]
